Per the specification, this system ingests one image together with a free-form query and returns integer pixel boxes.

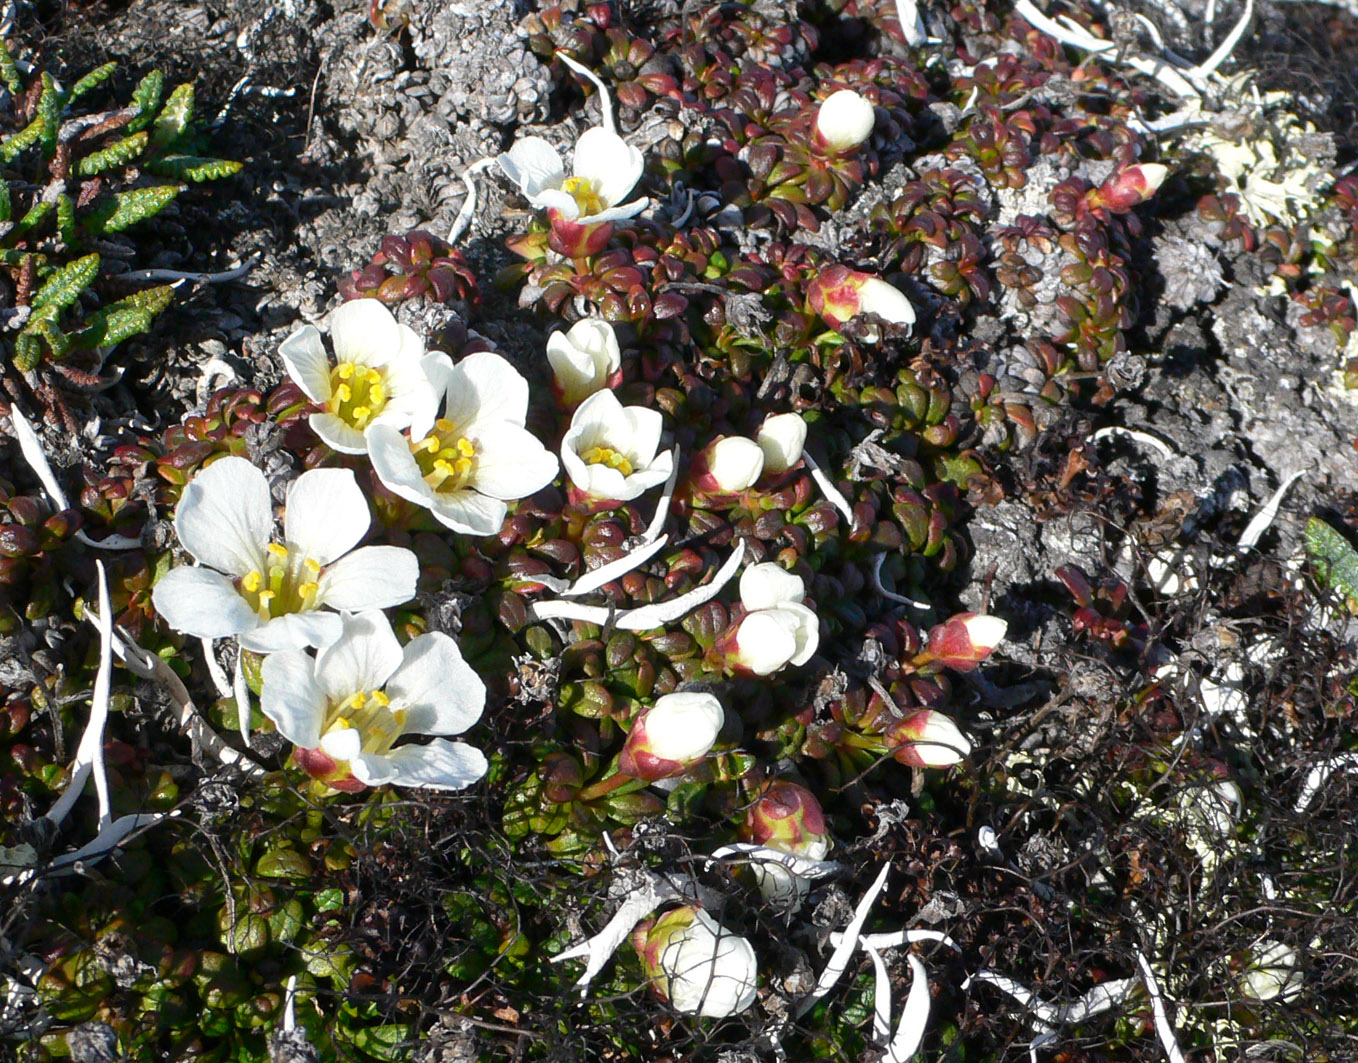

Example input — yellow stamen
[581,444,634,476]
[241,570,262,593]
[563,175,606,216]
[411,426,478,495]
[326,360,391,431]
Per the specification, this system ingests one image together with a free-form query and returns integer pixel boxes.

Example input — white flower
[636,907,759,1018]
[279,300,437,455]
[755,413,807,475]
[1240,939,1302,1003]
[815,89,876,154]
[498,127,646,225]
[561,388,673,503]
[366,350,559,536]
[886,710,972,767]
[546,318,622,406]
[260,610,487,791]
[723,563,819,676]
[152,458,419,653]
[753,835,831,910]
[858,277,916,327]
[694,435,765,494]
[619,691,724,781]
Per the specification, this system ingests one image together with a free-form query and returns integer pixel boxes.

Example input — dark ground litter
[2,0,1358,1060]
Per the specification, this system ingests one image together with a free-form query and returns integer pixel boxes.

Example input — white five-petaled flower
[814,89,876,154]
[561,388,673,503]
[720,563,819,676]
[280,300,437,455]
[152,458,419,653]
[260,610,487,792]
[546,317,622,406]
[366,350,559,536]
[498,127,646,226]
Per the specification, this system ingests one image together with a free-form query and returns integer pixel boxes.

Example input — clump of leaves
[0,40,241,425]
[1306,516,1358,612]
[338,230,478,306]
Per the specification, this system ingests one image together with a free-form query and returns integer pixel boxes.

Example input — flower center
[322,688,408,756]
[237,542,322,620]
[562,175,606,216]
[327,361,389,430]
[581,444,633,476]
[412,419,479,494]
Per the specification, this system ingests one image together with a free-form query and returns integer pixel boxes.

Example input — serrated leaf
[150,82,194,152]
[0,38,22,96]
[0,179,10,224]
[56,193,75,247]
[1306,518,1358,608]
[67,61,117,106]
[146,154,243,182]
[75,131,149,177]
[13,331,41,371]
[127,69,164,134]
[21,315,72,361]
[13,199,52,238]
[32,253,99,312]
[37,73,59,158]
[0,112,44,163]
[81,184,181,234]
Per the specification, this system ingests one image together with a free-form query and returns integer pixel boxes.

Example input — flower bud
[924,612,1007,671]
[632,906,758,1017]
[807,265,915,341]
[1091,164,1169,214]
[691,436,765,495]
[717,564,819,677]
[885,710,971,767]
[1240,939,1302,1003]
[755,413,807,475]
[546,318,623,406]
[814,89,876,154]
[618,692,724,781]
[744,780,831,857]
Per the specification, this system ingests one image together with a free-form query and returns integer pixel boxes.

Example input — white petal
[706,436,764,492]
[260,650,327,748]
[734,610,799,676]
[756,413,807,475]
[356,738,488,791]
[815,89,876,153]
[283,468,371,564]
[308,412,370,455]
[279,326,332,403]
[412,354,454,440]
[498,136,566,199]
[536,188,582,217]
[174,456,270,577]
[329,298,401,368]
[573,127,644,210]
[783,602,820,666]
[620,405,664,465]
[443,351,531,434]
[740,562,806,610]
[471,422,560,501]
[578,197,649,224]
[387,633,486,736]
[426,489,509,536]
[887,954,931,1062]
[314,611,404,702]
[320,727,362,761]
[238,611,343,653]
[152,566,259,639]
[366,424,435,508]
[858,278,915,327]
[319,546,419,610]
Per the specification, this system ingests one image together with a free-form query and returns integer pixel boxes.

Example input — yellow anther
[257,590,275,609]
[435,418,456,433]
[267,542,290,560]
[581,445,634,476]
[304,558,321,575]
[351,406,372,427]
[298,579,320,598]
[336,362,355,380]
[241,570,262,593]
[334,383,352,403]
[456,437,475,458]
[563,175,606,215]
[371,690,391,707]
[368,383,386,404]
[364,368,382,385]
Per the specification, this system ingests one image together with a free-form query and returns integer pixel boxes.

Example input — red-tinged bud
[689,436,765,497]
[618,692,724,782]
[806,265,914,340]
[546,211,615,258]
[294,746,365,793]
[885,710,971,767]
[743,781,829,856]
[1091,164,1169,214]
[632,906,758,1017]
[813,89,876,155]
[923,612,1007,671]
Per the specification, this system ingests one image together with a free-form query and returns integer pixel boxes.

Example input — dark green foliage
[0,38,241,388]
[1306,517,1358,609]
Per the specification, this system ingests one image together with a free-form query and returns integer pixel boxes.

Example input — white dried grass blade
[1089,425,1174,461]
[233,650,252,750]
[48,811,170,872]
[865,943,892,1042]
[10,405,70,509]
[833,928,960,951]
[1294,753,1358,813]
[894,0,926,44]
[644,446,679,543]
[796,861,892,1017]
[283,975,298,1032]
[964,969,1059,1027]
[202,637,233,698]
[557,51,616,136]
[1062,977,1137,1022]
[552,875,679,994]
[46,563,115,830]
[804,452,853,522]
[870,553,931,612]
[885,953,930,1062]
[1237,470,1304,553]
[1136,952,1187,1063]
[566,535,669,597]
[708,842,840,879]
[1190,0,1253,79]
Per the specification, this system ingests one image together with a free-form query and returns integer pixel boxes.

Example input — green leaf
[350,1024,411,1062]
[150,82,194,152]
[314,887,343,913]
[32,253,99,312]
[0,179,11,224]
[21,315,72,362]
[13,198,52,238]
[81,184,181,234]
[67,61,117,106]
[128,69,165,134]
[13,331,42,371]
[146,154,243,182]
[72,284,174,350]
[0,38,22,96]
[1306,517,1358,610]
[37,73,60,158]
[56,193,75,247]
[75,131,149,177]
[0,112,44,163]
